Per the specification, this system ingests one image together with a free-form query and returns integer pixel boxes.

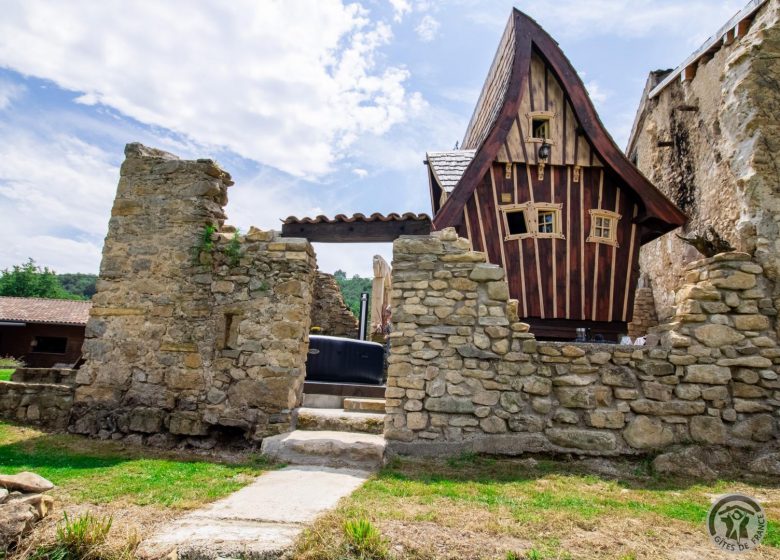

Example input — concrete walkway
[138,465,370,559]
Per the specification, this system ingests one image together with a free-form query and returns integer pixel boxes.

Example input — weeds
[225,229,241,266]
[194,224,217,262]
[343,518,389,560]
[29,512,136,560]
[0,356,23,368]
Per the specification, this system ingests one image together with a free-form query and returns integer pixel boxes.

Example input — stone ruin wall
[310,272,359,338]
[631,1,780,321]
[386,229,779,465]
[69,143,316,444]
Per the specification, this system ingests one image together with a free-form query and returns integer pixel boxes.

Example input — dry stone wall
[310,272,359,338]
[386,229,779,458]
[0,381,73,429]
[70,144,316,443]
[630,1,780,320]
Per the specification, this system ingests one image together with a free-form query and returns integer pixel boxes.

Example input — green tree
[0,259,83,300]
[334,272,372,317]
[57,273,98,298]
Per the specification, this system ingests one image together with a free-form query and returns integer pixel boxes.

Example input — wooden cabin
[426,10,686,341]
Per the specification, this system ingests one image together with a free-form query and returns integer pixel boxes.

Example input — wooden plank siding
[460,161,642,337]
[496,51,601,168]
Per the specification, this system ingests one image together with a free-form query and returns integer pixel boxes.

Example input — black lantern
[538,141,551,161]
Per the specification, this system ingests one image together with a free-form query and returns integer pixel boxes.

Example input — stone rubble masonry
[310,272,359,338]
[631,2,780,320]
[69,143,316,443]
[386,229,779,457]
[627,277,659,338]
[0,381,73,430]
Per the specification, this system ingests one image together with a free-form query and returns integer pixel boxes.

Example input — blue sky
[0,0,745,277]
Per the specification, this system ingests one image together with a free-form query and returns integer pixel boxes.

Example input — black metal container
[305,335,384,385]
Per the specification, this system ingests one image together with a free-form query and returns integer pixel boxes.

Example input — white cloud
[0,1,422,178]
[352,168,368,178]
[0,129,117,273]
[461,1,745,40]
[584,80,610,108]
[0,79,25,110]
[388,0,412,21]
[415,15,440,42]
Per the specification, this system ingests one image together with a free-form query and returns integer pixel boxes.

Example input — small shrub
[31,512,116,560]
[225,229,241,266]
[195,224,217,260]
[343,518,389,560]
[0,356,23,368]
[506,552,521,560]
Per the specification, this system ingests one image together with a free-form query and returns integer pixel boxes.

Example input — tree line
[0,260,371,314]
[0,259,97,300]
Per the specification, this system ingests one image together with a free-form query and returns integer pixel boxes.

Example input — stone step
[343,397,386,413]
[260,430,385,470]
[295,407,384,435]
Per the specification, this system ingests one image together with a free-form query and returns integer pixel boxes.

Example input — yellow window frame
[587,209,622,247]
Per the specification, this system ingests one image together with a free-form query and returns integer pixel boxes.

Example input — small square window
[532,118,549,140]
[587,210,621,246]
[538,210,555,234]
[506,209,528,236]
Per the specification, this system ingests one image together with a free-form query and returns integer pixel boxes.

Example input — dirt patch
[379,520,530,560]
[9,502,174,559]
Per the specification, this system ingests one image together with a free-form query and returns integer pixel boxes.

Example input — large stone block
[693,324,744,347]
[556,386,612,409]
[623,415,674,449]
[424,396,475,414]
[683,365,731,385]
[546,428,617,451]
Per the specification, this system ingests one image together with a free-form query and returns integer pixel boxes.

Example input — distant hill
[57,273,98,299]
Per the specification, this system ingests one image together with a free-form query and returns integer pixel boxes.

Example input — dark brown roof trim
[433,9,687,241]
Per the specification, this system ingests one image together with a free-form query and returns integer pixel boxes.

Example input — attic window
[532,118,549,140]
[526,111,556,144]
[587,209,621,246]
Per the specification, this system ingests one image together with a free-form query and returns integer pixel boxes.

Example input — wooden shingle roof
[426,150,476,193]
[0,296,91,326]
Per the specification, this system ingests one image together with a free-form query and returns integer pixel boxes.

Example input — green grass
[296,454,780,559]
[0,369,13,381]
[0,422,268,509]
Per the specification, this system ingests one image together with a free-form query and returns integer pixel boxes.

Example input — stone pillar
[627,275,659,338]
[71,144,316,443]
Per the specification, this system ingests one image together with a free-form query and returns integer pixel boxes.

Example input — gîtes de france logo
[707,493,766,553]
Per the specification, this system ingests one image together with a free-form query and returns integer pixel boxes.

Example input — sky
[0,0,747,277]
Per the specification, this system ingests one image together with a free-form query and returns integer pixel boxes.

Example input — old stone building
[628,0,780,321]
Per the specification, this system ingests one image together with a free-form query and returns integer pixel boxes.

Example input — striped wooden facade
[457,163,639,337]
[428,10,686,341]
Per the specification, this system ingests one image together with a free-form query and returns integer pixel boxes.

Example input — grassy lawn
[0,368,14,381]
[296,454,780,560]
[0,421,267,508]
[0,421,269,558]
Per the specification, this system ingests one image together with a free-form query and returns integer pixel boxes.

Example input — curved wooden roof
[434,9,686,242]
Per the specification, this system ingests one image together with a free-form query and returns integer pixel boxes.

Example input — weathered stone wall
[0,381,73,429]
[386,229,779,457]
[630,1,780,320]
[310,272,358,338]
[70,144,316,443]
